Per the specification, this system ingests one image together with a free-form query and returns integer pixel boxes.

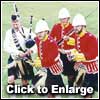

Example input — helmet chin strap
[77,27,83,35]
[77,26,86,35]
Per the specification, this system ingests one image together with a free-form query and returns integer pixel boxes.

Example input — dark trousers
[60,53,78,86]
[83,73,98,91]
[8,55,34,80]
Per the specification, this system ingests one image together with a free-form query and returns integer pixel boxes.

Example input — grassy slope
[1,1,98,99]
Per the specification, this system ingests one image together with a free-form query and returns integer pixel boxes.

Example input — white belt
[54,54,60,61]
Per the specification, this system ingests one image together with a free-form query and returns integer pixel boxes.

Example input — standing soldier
[32,19,64,98]
[4,15,37,91]
[71,14,98,98]
[50,8,77,86]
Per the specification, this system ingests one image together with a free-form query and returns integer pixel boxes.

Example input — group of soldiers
[4,7,98,98]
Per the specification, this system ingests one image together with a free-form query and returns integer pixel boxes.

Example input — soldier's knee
[8,75,15,84]
[22,79,28,86]
[68,75,75,81]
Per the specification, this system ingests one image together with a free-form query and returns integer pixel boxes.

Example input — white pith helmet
[72,14,86,26]
[35,19,49,33]
[58,8,70,19]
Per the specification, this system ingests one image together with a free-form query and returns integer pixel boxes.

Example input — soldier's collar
[61,22,70,29]
[42,34,48,41]
[79,31,86,38]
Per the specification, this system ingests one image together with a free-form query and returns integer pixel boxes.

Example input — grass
[1,1,99,99]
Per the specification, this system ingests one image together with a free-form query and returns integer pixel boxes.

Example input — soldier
[71,14,98,98]
[50,8,78,86]
[32,19,64,98]
[4,15,37,90]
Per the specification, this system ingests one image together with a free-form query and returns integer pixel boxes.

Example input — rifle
[57,6,98,46]
[57,28,75,45]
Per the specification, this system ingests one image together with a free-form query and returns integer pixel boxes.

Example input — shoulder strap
[19,27,26,38]
[12,28,25,52]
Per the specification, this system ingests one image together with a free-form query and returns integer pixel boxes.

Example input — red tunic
[35,36,63,75]
[74,32,98,74]
[50,23,76,49]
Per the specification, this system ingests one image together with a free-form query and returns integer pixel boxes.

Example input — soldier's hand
[18,51,26,58]
[63,36,69,40]
[25,49,33,55]
[58,48,66,54]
